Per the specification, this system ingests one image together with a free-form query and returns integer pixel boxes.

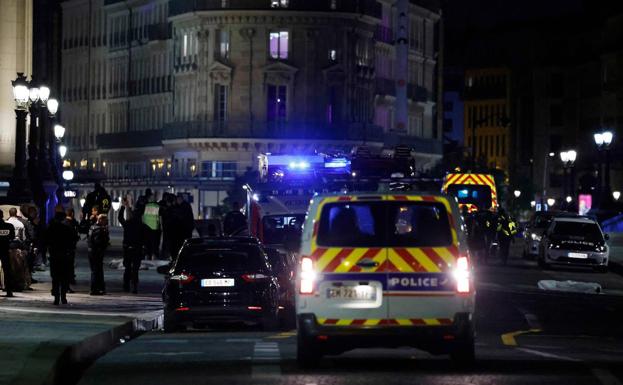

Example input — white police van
[295,192,475,366]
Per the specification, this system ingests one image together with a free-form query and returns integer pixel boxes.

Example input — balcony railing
[96,130,163,149]
[147,23,172,41]
[169,0,382,18]
[376,78,431,102]
[384,133,443,155]
[162,120,385,142]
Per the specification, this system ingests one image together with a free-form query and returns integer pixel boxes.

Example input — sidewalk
[0,227,163,385]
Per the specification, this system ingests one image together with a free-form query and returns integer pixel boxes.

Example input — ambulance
[442,173,498,213]
[295,192,475,366]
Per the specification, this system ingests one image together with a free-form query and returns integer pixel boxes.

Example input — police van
[295,192,475,366]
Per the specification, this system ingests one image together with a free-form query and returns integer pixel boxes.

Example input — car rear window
[552,221,603,241]
[176,245,267,272]
[316,201,453,247]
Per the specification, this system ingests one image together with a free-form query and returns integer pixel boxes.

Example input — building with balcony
[60,0,442,216]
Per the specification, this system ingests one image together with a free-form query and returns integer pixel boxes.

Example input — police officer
[480,209,497,264]
[142,193,161,261]
[46,206,75,305]
[0,211,16,297]
[496,208,518,265]
[119,202,144,293]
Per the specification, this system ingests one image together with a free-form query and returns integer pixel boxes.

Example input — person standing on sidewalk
[64,208,80,290]
[119,201,144,293]
[46,207,75,305]
[6,208,25,242]
[88,214,110,296]
[142,194,161,261]
[0,211,16,297]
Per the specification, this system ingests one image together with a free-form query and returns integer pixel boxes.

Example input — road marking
[501,328,542,346]
[592,368,623,385]
[251,342,281,378]
[516,347,580,362]
[267,331,296,339]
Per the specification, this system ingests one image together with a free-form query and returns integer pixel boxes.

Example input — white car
[295,192,475,366]
[538,217,610,272]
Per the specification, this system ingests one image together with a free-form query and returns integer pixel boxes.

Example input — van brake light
[300,257,316,294]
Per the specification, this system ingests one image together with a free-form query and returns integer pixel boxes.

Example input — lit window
[271,0,288,8]
[329,49,337,61]
[330,0,337,10]
[182,34,188,57]
[219,30,230,59]
[269,31,289,59]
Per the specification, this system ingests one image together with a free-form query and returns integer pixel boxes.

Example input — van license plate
[326,286,376,301]
[568,252,588,259]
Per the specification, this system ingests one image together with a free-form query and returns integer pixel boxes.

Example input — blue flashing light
[288,161,310,170]
[325,157,351,169]
[458,189,469,198]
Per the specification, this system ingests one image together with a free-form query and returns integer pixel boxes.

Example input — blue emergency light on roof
[288,161,310,170]
[324,157,351,169]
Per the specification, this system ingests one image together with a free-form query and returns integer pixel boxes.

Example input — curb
[42,313,163,385]
[609,260,623,277]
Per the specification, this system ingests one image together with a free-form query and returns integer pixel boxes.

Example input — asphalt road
[78,247,623,385]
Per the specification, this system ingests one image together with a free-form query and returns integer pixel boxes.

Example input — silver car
[538,217,610,272]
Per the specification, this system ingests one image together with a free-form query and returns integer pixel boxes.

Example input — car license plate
[201,278,235,287]
[568,252,588,259]
[326,285,376,301]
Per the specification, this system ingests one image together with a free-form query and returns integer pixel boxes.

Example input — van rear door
[309,197,389,326]
[384,196,460,325]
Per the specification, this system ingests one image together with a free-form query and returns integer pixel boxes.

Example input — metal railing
[169,0,382,18]
[162,120,385,142]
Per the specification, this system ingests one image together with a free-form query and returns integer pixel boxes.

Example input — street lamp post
[541,152,555,210]
[560,150,577,210]
[594,131,614,205]
[7,73,31,202]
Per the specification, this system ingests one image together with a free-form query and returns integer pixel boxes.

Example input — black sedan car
[160,240,280,332]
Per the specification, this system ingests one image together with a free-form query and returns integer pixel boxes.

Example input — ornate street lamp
[62,170,74,181]
[47,98,58,115]
[513,190,521,198]
[559,150,577,205]
[594,130,614,201]
[613,191,621,201]
[58,145,67,158]
[7,73,32,201]
[547,198,556,207]
[54,124,66,140]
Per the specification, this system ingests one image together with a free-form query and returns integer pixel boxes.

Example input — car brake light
[170,272,195,285]
[247,306,263,311]
[241,274,269,282]
[453,256,471,294]
[300,257,316,294]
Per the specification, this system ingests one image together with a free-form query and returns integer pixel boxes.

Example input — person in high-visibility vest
[142,192,162,261]
[496,208,518,265]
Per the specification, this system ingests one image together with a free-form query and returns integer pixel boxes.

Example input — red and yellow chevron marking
[309,195,459,273]
[317,318,453,326]
[442,173,499,209]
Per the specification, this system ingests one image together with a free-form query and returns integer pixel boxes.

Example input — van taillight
[453,256,471,294]
[299,257,316,294]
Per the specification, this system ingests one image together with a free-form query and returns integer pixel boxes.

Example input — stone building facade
[60,0,442,217]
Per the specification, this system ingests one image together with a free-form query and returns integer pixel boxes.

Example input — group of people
[0,205,48,297]
[117,188,195,294]
[463,207,518,264]
[0,184,198,305]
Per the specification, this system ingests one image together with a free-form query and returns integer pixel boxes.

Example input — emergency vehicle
[295,192,475,366]
[442,173,498,213]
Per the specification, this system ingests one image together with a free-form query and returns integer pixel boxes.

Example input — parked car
[538,217,609,272]
[160,239,280,332]
[523,212,557,259]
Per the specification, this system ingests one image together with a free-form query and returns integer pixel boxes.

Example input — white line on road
[592,368,623,385]
[515,347,581,362]
[252,341,281,378]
